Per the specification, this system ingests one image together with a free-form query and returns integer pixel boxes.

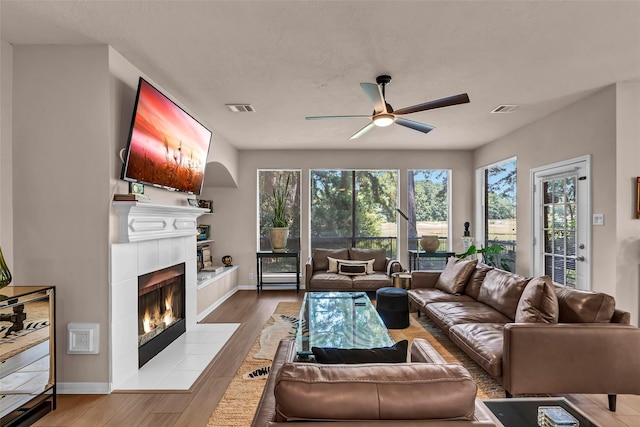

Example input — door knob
[576,256,585,262]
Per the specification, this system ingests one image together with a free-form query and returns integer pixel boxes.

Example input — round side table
[392,272,412,289]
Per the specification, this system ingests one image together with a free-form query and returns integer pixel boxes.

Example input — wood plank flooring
[32,290,640,426]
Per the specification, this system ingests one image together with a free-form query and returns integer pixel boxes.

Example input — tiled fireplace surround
[109,202,232,390]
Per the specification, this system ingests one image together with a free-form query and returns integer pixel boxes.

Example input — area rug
[207,301,504,427]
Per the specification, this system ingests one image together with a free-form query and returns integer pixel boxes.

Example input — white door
[531,156,590,290]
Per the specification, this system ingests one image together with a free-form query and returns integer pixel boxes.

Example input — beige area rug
[1,299,51,362]
[207,301,504,427]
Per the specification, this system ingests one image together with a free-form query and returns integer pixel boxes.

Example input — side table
[256,251,300,293]
[408,250,455,271]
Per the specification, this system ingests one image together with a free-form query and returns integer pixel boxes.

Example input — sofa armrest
[410,271,441,288]
[410,338,446,364]
[502,323,640,395]
[305,258,313,288]
[251,339,297,427]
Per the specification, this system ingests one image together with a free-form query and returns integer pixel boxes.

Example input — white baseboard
[58,382,111,394]
[197,287,238,322]
[238,284,303,291]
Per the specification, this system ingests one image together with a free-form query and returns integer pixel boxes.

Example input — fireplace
[138,263,186,368]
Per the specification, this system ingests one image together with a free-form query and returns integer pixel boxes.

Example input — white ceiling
[2,1,639,151]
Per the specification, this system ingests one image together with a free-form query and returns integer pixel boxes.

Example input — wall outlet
[248,273,254,280]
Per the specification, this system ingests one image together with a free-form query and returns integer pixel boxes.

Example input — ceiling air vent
[226,104,255,113]
[491,104,519,114]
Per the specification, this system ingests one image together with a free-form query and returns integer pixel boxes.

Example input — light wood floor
[33,290,640,427]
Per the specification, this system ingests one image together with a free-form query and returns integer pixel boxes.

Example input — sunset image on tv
[122,78,212,194]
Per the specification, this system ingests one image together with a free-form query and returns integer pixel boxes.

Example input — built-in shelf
[196,239,214,245]
[197,265,238,289]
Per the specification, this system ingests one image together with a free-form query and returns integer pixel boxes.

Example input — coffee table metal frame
[294,292,394,358]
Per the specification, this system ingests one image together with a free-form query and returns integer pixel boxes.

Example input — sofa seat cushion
[477,269,531,320]
[274,362,477,422]
[308,272,353,290]
[351,272,391,290]
[515,276,559,323]
[435,257,478,294]
[554,286,616,323]
[408,288,474,310]
[349,248,387,271]
[312,248,350,272]
[425,302,511,332]
[449,323,504,379]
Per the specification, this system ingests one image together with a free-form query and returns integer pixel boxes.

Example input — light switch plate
[593,214,604,226]
[68,323,99,354]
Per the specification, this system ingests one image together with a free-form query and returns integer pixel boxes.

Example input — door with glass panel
[532,157,590,290]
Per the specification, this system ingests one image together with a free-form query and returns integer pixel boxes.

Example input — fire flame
[143,309,152,334]
[163,292,174,326]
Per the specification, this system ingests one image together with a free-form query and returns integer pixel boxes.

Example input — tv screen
[121,78,212,195]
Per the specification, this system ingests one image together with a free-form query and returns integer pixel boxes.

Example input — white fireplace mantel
[113,201,209,243]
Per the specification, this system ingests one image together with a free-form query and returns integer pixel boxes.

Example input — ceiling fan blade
[360,83,387,113]
[393,93,470,116]
[306,115,371,120]
[349,122,375,140]
[394,118,435,134]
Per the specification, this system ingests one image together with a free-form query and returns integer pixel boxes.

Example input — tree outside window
[483,159,516,271]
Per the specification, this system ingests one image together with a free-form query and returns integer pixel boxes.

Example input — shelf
[196,239,214,245]
[197,265,238,289]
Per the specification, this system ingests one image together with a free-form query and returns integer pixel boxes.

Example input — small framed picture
[636,177,640,219]
[198,199,213,211]
[129,182,144,195]
[187,198,199,207]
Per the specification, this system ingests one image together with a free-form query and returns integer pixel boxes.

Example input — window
[258,170,301,273]
[478,158,516,271]
[406,170,450,268]
[310,170,398,258]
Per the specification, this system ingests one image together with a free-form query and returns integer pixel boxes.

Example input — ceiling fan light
[373,114,394,127]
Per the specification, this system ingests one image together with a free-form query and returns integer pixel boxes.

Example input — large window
[479,158,516,271]
[310,170,398,258]
[258,170,301,273]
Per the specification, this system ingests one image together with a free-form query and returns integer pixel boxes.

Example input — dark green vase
[0,246,12,289]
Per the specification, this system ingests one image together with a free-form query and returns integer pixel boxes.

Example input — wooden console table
[256,251,300,293]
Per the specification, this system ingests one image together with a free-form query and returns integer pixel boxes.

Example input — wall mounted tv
[121,77,212,195]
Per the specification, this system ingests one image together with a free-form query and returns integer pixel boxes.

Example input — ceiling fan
[305,75,470,140]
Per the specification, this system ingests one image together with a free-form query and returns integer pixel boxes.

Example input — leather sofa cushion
[425,302,511,332]
[408,288,474,310]
[435,257,478,294]
[312,248,349,272]
[477,270,531,320]
[464,264,494,300]
[449,323,504,379]
[308,272,353,290]
[554,286,616,323]
[515,276,559,323]
[352,272,393,290]
[312,340,408,364]
[349,248,387,272]
[274,363,477,421]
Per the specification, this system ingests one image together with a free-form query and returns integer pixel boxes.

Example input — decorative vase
[269,227,289,252]
[0,246,12,290]
[419,235,440,252]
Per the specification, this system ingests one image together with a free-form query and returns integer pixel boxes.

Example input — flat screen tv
[121,77,212,195]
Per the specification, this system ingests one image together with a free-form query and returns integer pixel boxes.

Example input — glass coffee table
[294,292,394,359]
[483,397,600,427]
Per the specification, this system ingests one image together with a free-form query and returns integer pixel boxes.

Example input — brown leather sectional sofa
[408,258,640,411]
[251,338,500,426]
[305,248,402,291]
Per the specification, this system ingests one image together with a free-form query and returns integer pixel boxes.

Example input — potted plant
[269,173,291,252]
[455,243,511,272]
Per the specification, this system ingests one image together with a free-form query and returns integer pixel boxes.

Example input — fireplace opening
[138,263,186,368]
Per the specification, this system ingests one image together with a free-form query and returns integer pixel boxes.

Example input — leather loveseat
[251,338,500,426]
[408,257,640,411]
[305,248,402,291]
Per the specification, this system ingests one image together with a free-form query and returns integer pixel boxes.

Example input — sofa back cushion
[477,269,531,320]
[312,248,349,272]
[515,276,559,323]
[464,264,494,300]
[274,362,477,422]
[434,257,478,294]
[349,248,386,272]
[554,286,616,323]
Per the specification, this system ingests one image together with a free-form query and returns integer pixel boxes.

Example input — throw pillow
[435,257,478,295]
[337,260,368,276]
[327,256,339,273]
[312,340,408,364]
[515,276,559,323]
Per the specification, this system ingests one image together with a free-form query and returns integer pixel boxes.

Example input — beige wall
[0,40,13,267]
[201,149,475,289]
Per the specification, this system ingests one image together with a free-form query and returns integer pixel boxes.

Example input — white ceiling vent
[226,104,255,113]
[490,104,519,114]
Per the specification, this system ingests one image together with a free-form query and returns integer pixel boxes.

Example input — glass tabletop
[295,292,394,357]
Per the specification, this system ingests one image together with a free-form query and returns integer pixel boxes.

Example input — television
[121,77,212,195]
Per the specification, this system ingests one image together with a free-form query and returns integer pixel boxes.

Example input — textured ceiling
[2,1,639,151]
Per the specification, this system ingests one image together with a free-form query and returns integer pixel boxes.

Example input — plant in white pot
[269,173,291,252]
